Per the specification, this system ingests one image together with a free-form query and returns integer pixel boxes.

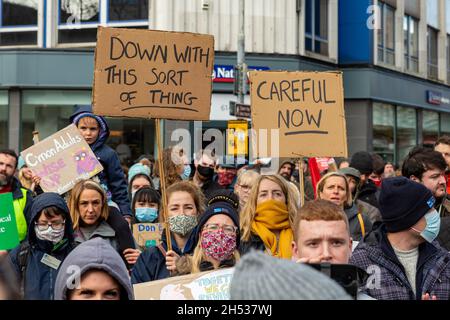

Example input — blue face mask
[135,207,158,223]
[412,209,441,243]
[181,165,192,180]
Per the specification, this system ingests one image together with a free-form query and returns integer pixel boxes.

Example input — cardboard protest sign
[92,26,214,121]
[132,223,164,250]
[0,193,20,250]
[250,71,348,158]
[20,124,103,194]
[133,268,234,300]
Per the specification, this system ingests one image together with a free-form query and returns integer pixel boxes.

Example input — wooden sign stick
[155,119,172,252]
[298,159,305,207]
[30,131,40,192]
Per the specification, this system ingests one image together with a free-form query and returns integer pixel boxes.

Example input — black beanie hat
[193,201,240,248]
[379,177,435,232]
[350,151,373,175]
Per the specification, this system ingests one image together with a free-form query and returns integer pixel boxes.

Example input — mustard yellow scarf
[251,200,293,259]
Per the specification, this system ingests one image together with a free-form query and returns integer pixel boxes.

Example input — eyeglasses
[238,184,251,191]
[203,223,238,235]
[35,221,65,231]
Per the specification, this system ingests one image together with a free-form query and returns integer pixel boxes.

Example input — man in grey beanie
[229,251,351,300]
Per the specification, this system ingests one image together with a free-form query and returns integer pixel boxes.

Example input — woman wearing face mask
[8,192,75,299]
[131,181,205,283]
[69,180,141,267]
[131,187,161,224]
[240,175,297,259]
[175,201,240,275]
[316,172,372,242]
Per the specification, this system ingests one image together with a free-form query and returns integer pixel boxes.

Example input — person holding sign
[316,172,372,242]
[0,149,33,242]
[239,175,297,259]
[68,180,141,267]
[131,181,205,284]
[8,192,75,300]
[175,200,240,275]
[70,105,131,219]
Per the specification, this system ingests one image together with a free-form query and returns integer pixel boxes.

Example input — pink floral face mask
[201,230,236,261]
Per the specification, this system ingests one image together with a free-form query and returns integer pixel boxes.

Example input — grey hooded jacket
[53,237,134,300]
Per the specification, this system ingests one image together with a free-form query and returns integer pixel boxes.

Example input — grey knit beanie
[230,251,352,300]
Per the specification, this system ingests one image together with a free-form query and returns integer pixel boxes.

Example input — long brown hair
[154,147,183,188]
[240,174,298,241]
[69,179,109,229]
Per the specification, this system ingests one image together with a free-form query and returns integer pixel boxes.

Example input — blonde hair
[316,172,352,208]
[240,174,298,241]
[18,168,32,190]
[236,169,260,187]
[78,116,99,128]
[191,241,240,273]
[69,179,109,229]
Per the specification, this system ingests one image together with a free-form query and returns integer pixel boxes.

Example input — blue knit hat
[379,177,435,232]
[128,163,151,183]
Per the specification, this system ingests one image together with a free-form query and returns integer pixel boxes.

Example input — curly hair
[154,147,183,188]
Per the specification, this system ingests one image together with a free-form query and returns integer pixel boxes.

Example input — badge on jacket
[40,254,61,270]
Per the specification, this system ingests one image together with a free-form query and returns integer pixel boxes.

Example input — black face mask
[197,165,214,179]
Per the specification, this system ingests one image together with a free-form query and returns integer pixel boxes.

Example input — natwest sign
[213,65,269,83]
[427,90,450,106]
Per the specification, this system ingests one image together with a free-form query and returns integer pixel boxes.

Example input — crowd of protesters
[2,105,450,300]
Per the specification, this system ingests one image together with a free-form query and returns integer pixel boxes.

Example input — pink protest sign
[20,124,104,194]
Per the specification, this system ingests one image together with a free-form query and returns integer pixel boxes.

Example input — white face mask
[34,225,65,244]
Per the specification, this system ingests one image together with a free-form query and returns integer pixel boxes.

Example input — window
[427,27,438,80]
[21,90,154,165]
[377,2,395,66]
[0,91,8,149]
[305,0,328,56]
[108,0,148,21]
[422,110,439,146]
[373,103,395,163]
[396,107,417,164]
[404,16,419,73]
[427,0,439,29]
[441,113,450,137]
[0,0,38,46]
[447,34,450,84]
[58,0,148,44]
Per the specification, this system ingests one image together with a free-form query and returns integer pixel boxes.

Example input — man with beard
[192,150,223,201]
[0,150,33,242]
[434,136,450,195]
[402,147,450,250]
[278,159,295,181]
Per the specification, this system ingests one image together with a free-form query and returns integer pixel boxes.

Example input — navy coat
[9,193,75,300]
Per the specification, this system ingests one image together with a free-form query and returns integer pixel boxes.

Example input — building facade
[0,0,449,166]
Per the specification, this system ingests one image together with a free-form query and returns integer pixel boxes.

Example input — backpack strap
[356,213,366,238]
[17,241,30,296]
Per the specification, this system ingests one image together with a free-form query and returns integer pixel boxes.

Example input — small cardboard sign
[250,71,348,158]
[132,223,164,250]
[227,120,248,156]
[20,124,103,194]
[0,193,20,250]
[92,26,214,121]
[133,268,234,300]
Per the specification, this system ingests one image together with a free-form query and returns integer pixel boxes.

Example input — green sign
[0,193,20,250]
